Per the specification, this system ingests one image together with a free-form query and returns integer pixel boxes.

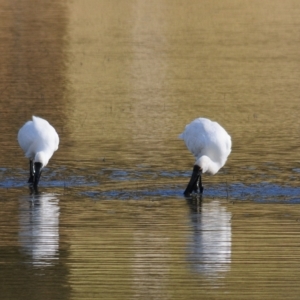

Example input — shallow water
[1,0,300,299]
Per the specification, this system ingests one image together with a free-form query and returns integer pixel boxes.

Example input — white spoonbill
[18,116,59,189]
[179,117,231,196]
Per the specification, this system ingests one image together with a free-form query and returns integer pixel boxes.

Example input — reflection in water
[187,198,231,277]
[18,192,60,266]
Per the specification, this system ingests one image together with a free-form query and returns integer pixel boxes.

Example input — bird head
[196,155,218,175]
[34,152,50,168]
[33,152,49,188]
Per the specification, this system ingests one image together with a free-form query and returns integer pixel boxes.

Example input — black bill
[184,165,202,196]
[33,162,43,189]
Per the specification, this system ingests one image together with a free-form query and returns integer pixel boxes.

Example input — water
[1,0,300,299]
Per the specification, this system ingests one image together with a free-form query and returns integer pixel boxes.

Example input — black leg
[199,174,204,194]
[192,173,204,194]
[28,160,34,183]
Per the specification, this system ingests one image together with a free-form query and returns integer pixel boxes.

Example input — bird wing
[180,118,231,162]
[32,116,60,152]
[18,120,37,156]
[180,121,208,158]
[53,129,60,151]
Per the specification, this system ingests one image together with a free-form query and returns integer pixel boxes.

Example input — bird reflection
[186,196,231,277]
[18,192,60,266]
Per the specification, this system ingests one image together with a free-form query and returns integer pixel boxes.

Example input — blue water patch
[204,182,300,203]
[0,175,98,188]
[2,167,300,203]
[107,168,189,182]
[82,182,300,203]
[109,169,148,181]
[160,171,190,178]
[82,186,183,200]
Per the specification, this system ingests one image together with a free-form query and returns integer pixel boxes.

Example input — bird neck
[196,155,221,175]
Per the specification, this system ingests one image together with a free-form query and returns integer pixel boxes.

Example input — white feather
[179,118,231,175]
[18,116,59,168]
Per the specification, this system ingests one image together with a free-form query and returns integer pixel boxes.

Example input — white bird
[18,116,59,189]
[179,117,231,196]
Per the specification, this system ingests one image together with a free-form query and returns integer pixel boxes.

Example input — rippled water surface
[1,0,300,299]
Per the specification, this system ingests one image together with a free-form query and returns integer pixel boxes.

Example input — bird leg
[193,173,204,194]
[28,160,34,184]
[184,165,202,196]
[199,174,204,194]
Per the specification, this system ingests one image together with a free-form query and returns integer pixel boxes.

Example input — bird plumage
[179,118,231,175]
[18,116,59,188]
[179,117,231,195]
[18,116,59,162]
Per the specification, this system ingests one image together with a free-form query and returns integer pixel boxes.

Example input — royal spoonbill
[18,116,59,189]
[179,117,231,196]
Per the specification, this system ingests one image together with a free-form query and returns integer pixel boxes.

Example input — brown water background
[1,0,300,299]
